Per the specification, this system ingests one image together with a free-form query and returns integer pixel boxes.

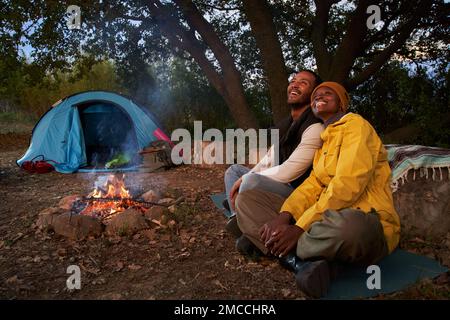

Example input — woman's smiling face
[311,86,341,121]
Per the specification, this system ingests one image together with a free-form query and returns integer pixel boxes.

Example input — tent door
[78,102,139,167]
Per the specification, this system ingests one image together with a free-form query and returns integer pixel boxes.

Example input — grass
[171,203,201,227]
[0,111,37,123]
[0,112,36,134]
[164,187,184,199]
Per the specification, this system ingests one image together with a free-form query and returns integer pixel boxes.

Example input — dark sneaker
[279,252,304,273]
[295,259,331,298]
[235,235,262,258]
[225,216,242,238]
[222,199,231,212]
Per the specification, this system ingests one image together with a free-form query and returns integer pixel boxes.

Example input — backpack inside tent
[17,91,172,173]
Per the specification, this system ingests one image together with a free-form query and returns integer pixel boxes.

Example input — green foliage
[148,58,234,133]
[245,86,272,129]
[171,203,201,227]
[18,59,126,117]
[352,61,450,147]
[0,111,36,126]
[0,0,448,146]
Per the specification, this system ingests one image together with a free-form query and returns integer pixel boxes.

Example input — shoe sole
[295,260,330,298]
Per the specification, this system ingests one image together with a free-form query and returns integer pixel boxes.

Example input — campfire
[35,173,183,240]
[71,174,157,222]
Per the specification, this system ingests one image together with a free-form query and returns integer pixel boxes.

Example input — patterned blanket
[385,144,450,192]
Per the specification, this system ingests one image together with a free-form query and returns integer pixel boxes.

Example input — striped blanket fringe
[385,144,450,192]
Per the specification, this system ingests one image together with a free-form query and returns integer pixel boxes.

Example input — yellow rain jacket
[281,113,400,253]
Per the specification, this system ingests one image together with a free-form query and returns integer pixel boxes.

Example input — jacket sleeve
[256,123,324,183]
[280,154,324,220]
[288,119,378,231]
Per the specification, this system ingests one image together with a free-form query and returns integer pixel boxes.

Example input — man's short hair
[293,69,323,87]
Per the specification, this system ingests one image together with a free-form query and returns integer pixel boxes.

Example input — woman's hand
[259,211,292,245]
[229,178,243,210]
[265,224,304,257]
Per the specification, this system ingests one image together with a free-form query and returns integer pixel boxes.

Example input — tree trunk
[242,0,289,124]
[163,0,260,129]
[327,0,373,86]
[311,0,337,80]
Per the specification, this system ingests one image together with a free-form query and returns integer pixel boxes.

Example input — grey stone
[141,190,161,203]
[393,168,450,240]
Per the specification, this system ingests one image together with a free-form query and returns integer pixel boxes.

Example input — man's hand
[265,224,304,257]
[259,211,292,245]
[229,178,243,210]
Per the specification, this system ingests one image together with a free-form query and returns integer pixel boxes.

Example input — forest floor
[0,131,449,300]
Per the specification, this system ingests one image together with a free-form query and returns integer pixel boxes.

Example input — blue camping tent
[17,91,171,173]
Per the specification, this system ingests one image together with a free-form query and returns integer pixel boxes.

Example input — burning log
[71,172,185,224]
[54,174,184,234]
[37,173,185,240]
[82,197,163,207]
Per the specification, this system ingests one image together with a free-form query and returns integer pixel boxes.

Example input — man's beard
[288,101,310,110]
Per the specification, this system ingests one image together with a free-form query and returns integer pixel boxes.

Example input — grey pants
[235,189,388,266]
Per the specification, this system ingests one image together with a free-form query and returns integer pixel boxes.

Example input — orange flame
[82,174,138,220]
[88,174,131,199]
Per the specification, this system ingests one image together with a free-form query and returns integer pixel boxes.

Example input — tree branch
[328,0,377,84]
[347,0,434,89]
[146,0,259,128]
[172,0,237,77]
[147,0,226,95]
[119,14,146,22]
[363,8,403,45]
[202,3,241,11]
[171,0,259,128]
[311,0,339,79]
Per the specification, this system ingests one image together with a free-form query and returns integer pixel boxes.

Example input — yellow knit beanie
[310,81,350,112]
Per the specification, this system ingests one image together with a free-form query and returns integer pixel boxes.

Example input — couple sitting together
[223,70,400,298]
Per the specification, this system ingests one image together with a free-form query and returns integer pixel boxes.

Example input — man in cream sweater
[223,70,324,243]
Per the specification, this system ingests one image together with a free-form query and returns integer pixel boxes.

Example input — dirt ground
[0,133,449,300]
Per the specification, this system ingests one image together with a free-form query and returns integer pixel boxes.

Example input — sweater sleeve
[290,119,379,231]
[248,146,273,174]
[256,123,324,183]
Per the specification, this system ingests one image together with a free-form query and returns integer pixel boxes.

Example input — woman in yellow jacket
[235,82,400,298]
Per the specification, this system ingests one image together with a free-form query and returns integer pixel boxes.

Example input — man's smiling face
[287,71,316,106]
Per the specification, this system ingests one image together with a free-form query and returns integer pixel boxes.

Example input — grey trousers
[235,189,388,266]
